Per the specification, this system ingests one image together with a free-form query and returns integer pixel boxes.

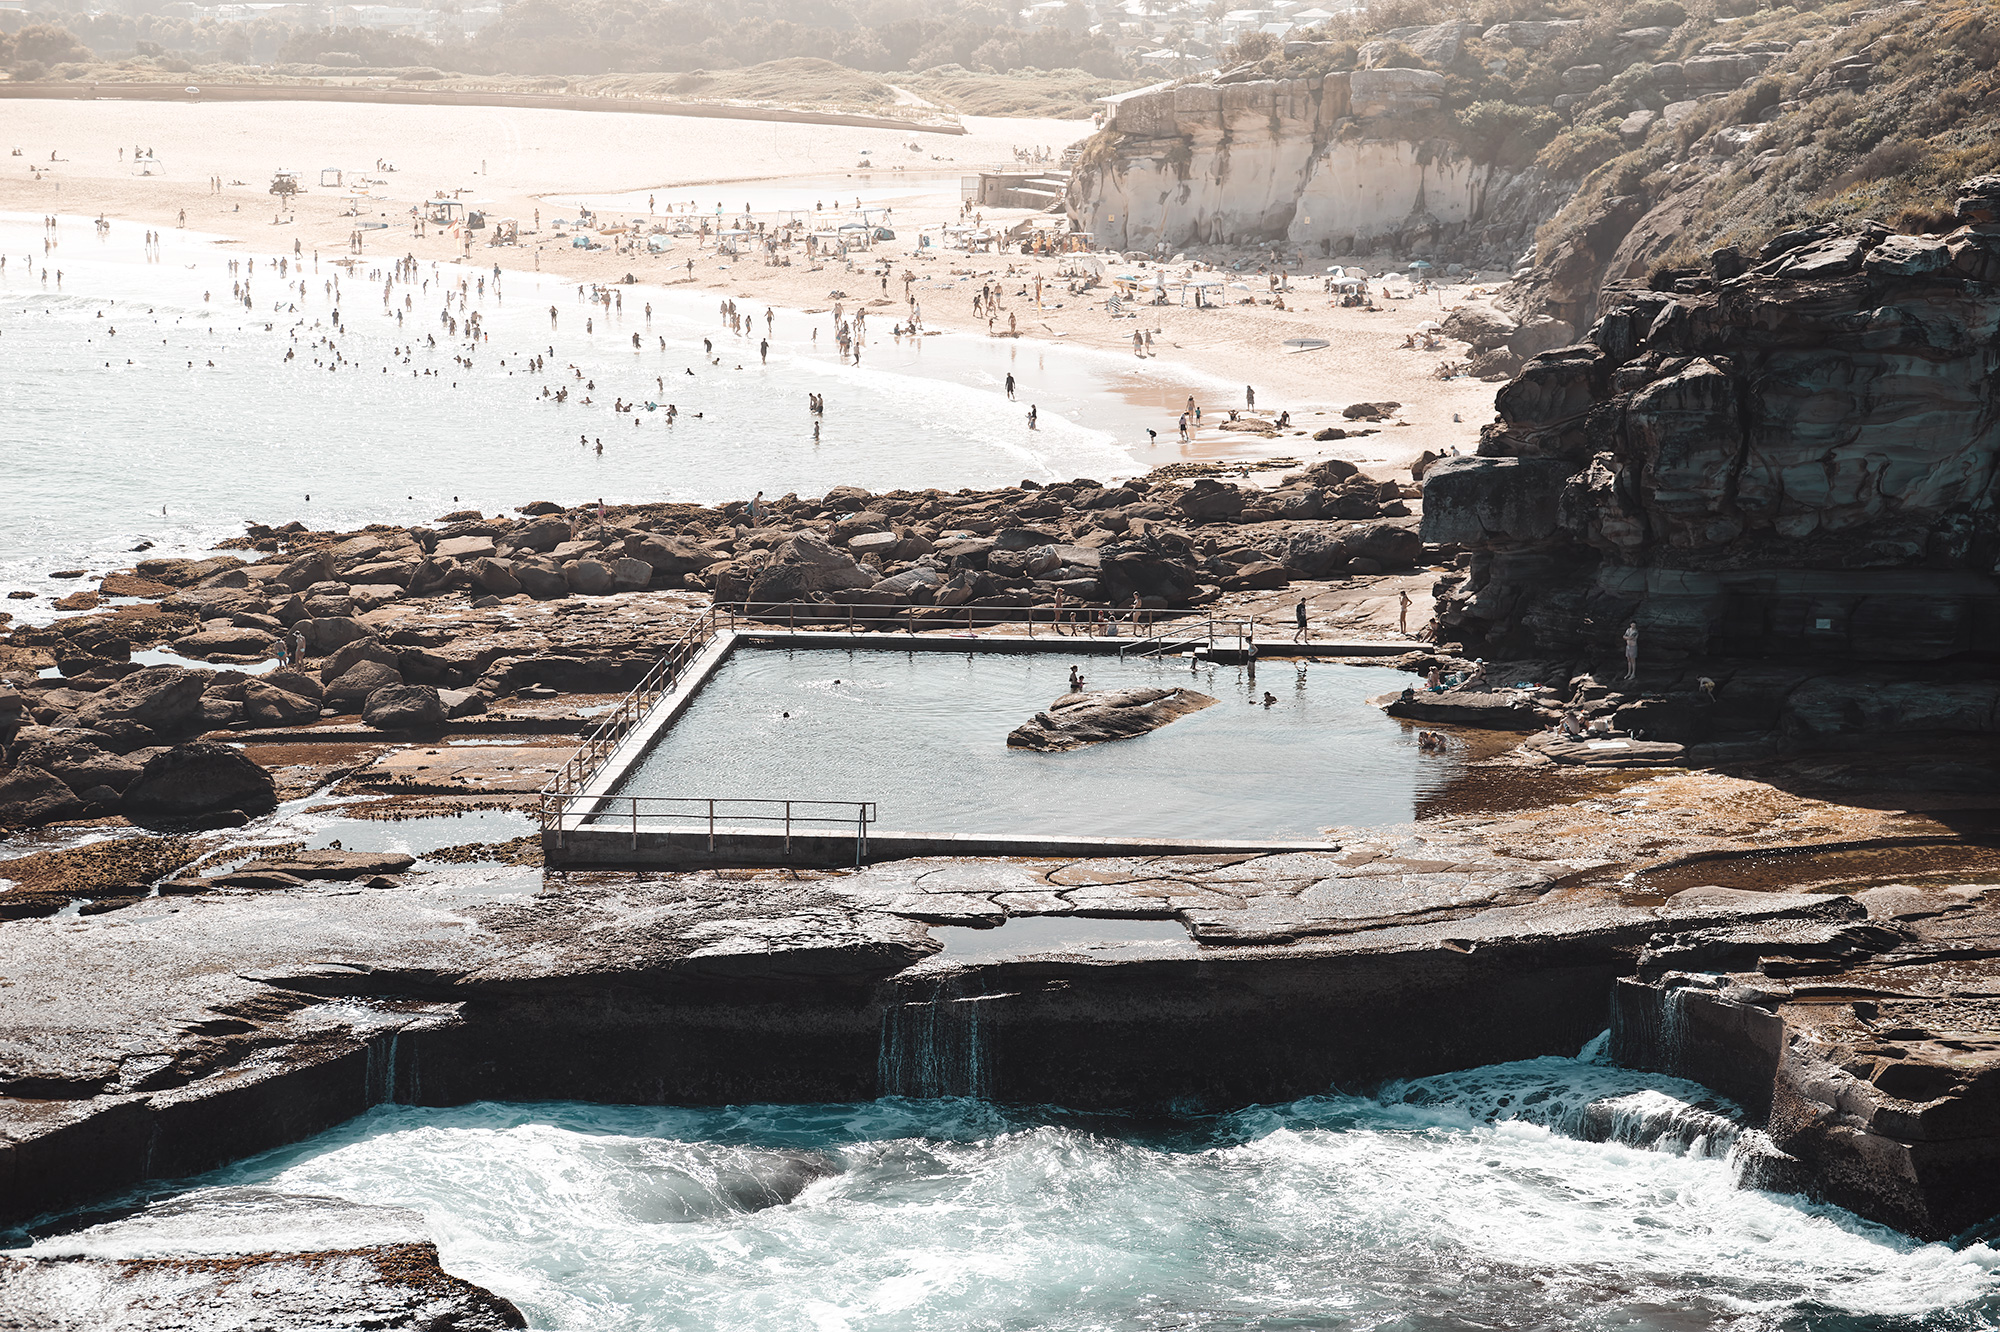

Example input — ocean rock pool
[606,646,1456,840]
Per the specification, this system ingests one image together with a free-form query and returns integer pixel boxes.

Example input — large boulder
[242,679,321,726]
[1176,480,1246,521]
[1348,67,1446,118]
[317,639,396,684]
[1441,305,1518,352]
[0,765,86,826]
[325,659,404,710]
[515,516,571,551]
[362,684,446,731]
[610,557,653,592]
[172,625,280,661]
[625,534,714,576]
[263,668,325,704]
[434,534,496,561]
[122,743,277,818]
[273,549,334,591]
[161,587,267,621]
[563,559,616,595]
[1007,687,1217,752]
[514,559,569,599]
[470,557,522,596]
[746,533,875,603]
[300,617,374,655]
[1345,522,1425,570]
[73,667,208,736]
[10,736,143,793]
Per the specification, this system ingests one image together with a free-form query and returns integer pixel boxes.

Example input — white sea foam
[28,1059,1993,1332]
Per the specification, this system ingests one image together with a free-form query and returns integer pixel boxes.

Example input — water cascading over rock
[878,978,992,1098]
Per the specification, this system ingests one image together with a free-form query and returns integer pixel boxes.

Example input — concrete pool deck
[542,628,1392,868]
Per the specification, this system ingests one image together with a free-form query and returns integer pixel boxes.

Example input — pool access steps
[541,627,1362,869]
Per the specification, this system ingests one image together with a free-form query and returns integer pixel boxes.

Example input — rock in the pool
[1006,686,1216,752]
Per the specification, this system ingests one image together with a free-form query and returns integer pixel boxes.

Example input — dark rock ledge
[2,825,1995,1259]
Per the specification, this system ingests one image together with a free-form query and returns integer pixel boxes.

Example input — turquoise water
[608,648,1450,839]
[22,1051,2000,1330]
[0,212,1227,614]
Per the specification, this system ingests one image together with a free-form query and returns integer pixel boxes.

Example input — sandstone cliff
[1424,187,2000,672]
[1070,67,1565,263]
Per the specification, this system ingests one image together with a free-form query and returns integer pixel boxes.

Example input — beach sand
[1,97,1497,476]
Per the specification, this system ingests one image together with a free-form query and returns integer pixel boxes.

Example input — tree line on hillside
[2,0,1128,78]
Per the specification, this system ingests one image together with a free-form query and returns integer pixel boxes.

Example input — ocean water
[609,648,1453,839]
[0,212,1229,614]
[23,1048,2000,1331]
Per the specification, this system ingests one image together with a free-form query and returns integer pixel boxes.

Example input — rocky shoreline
[0,457,1423,831]
[4,363,2000,1317]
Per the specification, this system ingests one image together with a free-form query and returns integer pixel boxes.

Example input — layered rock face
[1611,885,2000,1241]
[1071,71,1560,261]
[1426,211,2000,667]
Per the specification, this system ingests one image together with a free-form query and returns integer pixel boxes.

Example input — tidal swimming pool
[28,1055,2000,1331]
[606,646,1455,840]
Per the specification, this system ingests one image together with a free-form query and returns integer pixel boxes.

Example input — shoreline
[0,81,966,134]
[0,97,1497,484]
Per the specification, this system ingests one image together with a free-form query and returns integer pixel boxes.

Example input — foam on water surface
[23,1051,1999,1331]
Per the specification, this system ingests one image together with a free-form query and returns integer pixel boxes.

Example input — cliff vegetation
[1518,0,2000,322]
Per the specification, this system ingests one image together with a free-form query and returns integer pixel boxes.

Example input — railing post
[785,800,792,854]
[630,797,637,849]
[708,798,715,851]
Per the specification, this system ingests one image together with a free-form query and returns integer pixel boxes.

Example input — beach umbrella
[1416,320,1442,332]
[1324,265,1346,276]
[1409,260,1433,270]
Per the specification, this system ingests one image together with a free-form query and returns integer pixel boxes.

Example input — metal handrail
[714,599,1198,639]
[1120,616,1254,659]
[543,607,724,801]
[557,794,877,867]
[588,792,872,856]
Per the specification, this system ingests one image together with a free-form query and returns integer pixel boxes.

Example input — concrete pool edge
[544,629,1357,868]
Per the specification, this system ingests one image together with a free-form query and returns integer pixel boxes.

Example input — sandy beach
[1,96,1497,474]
